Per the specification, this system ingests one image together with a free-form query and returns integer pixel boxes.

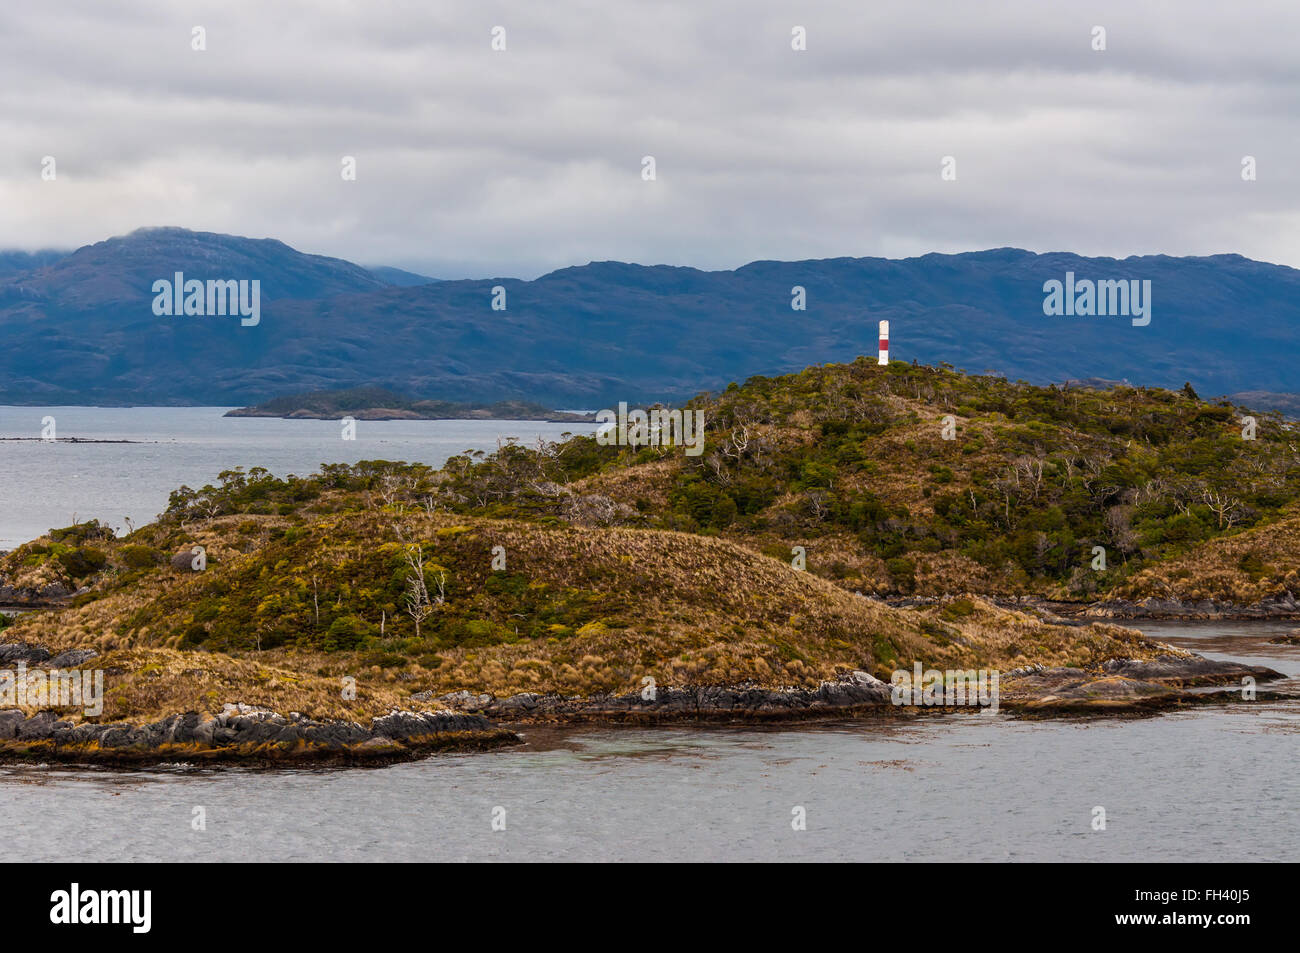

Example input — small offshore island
[225,386,596,423]
[2,359,1295,766]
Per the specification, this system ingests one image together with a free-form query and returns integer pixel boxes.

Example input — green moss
[939,598,978,621]
[872,634,898,666]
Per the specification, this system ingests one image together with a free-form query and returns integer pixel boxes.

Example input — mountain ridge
[0,227,1296,407]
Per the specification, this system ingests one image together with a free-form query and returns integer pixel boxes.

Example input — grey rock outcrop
[0,702,509,763]
[429,669,895,719]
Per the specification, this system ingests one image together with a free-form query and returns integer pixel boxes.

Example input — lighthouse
[878,320,889,365]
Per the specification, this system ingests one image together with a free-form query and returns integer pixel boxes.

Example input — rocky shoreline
[0,583,83,608]
[225,409,593,423]
[1077,593,1300,620]
[426,658,1289,724]
[423,669,898,723]
[0,640,1290,767]
[0,703,520,766]
[887,594,1300,621]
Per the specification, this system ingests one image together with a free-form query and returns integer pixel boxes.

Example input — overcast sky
[2,0,1297,278]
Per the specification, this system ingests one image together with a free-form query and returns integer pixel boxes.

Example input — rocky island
[2,360,1296,765]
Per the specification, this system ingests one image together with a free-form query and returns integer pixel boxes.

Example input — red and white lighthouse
[878,320,889,365]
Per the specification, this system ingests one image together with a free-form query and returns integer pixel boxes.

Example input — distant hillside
[1,227,384,305]
[1228,391,1300,418]
[0,249,68,277]
[367,265,439,287]
[1,227,1297,406]
[226,386,593,421]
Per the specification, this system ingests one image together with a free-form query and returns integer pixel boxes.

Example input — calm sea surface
[0,406,592,549]
[0,409,1296,861]
[0,624,1294,862]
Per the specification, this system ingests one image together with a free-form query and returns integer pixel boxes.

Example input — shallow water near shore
[1,621,1295,862]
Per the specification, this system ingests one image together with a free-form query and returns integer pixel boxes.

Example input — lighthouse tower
[878,320,889,365]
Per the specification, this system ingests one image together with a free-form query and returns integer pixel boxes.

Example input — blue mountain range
[0,227,1294,407]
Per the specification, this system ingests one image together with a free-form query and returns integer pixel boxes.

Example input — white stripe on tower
[878,320,889,365]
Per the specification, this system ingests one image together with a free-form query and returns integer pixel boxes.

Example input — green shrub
[323,615,374,652]
[120,544,163,570]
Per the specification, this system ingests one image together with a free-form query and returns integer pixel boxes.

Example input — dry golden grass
[1117,514,1300,604]
[2,508,1175,724]
[912,551,1009,596]
[4,646,438,724]
[570,456,678,508]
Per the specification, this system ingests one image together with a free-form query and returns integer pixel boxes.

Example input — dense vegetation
[147,359,1298,601]
[640,360,1299,597]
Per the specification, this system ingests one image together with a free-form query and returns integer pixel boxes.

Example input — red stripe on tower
[878,320,889,365]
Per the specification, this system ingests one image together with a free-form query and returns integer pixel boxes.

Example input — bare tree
[1200,488,1245,530]
[1012,455,1047,501]
[1104,504,1139,554]
[402,543,446,640]
[704,452,734,487]
[720,424,751,462]
[377,471,414,511]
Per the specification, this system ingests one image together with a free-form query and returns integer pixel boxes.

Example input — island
[2,358,1294,765]
[225,387,595,423]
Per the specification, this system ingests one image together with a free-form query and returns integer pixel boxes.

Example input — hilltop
[366,358,1299,611]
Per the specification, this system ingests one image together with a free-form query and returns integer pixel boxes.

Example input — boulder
[170,549,204,572]
[816,670,892,706]
[0,709,25,739]
[0,642,51,665]
[47,648,98,668]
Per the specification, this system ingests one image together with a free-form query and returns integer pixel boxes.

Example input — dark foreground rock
[436,658,1292,723]
[999,656,1288,715]
[433,670,918,723]
[1099,655,1284,686]
[46,648,99,667]
[0,703,520,766]
[169,548,204,572]
[0,642,52,664]
[1081,592,1300,620]
[0,582,82,607]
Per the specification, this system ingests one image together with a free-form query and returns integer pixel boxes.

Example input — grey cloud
[1,0,1297,277]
